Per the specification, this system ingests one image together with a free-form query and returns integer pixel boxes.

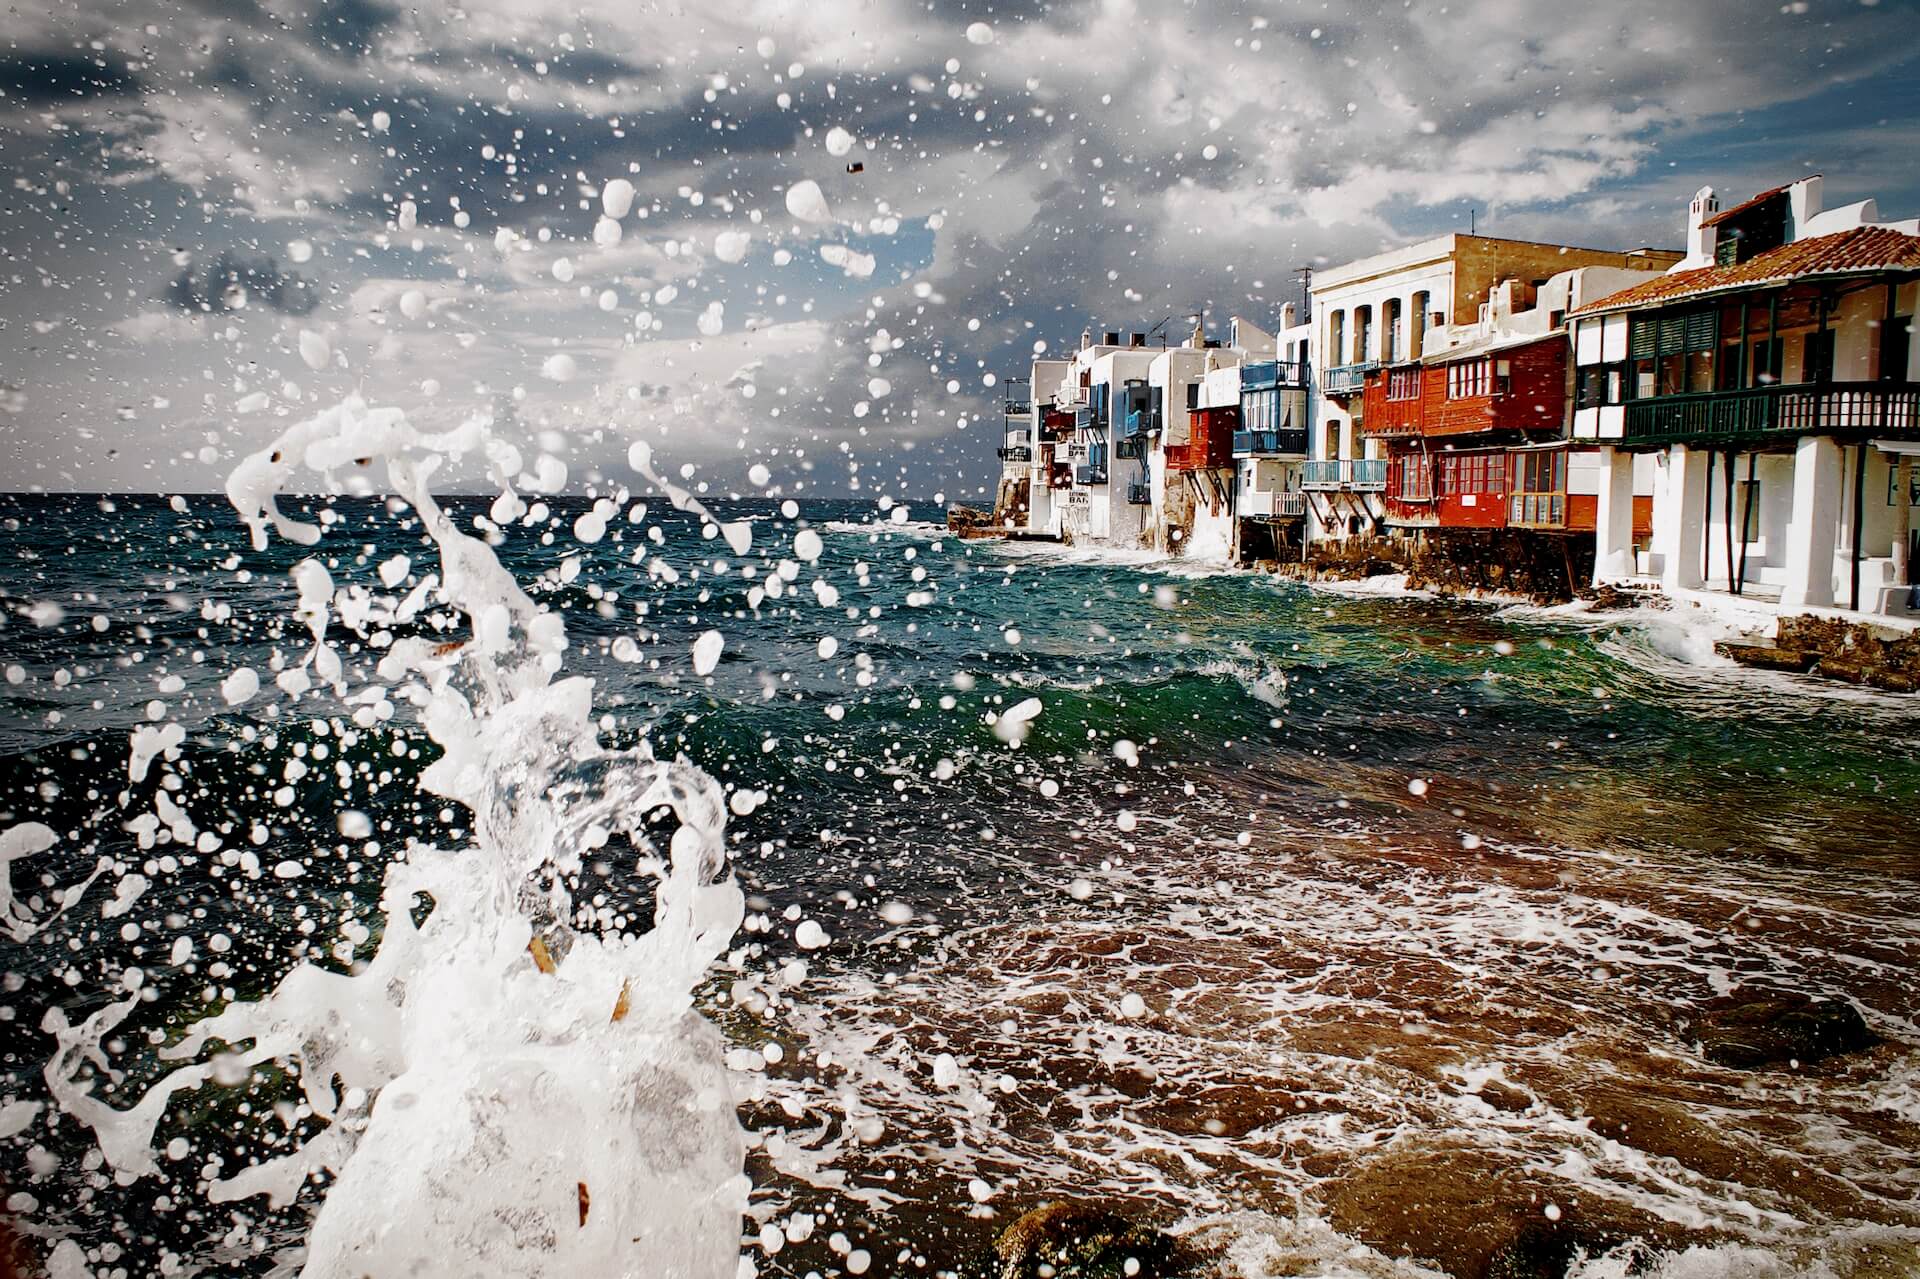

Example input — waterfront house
[1573,177,1920,618]
[1146,319,1255,557]
[1232,303,1314,563]
[1309,235,1682,546]
[1359,264,1672,586]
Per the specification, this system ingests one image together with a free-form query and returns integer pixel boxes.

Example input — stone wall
[1266,530,1589,603]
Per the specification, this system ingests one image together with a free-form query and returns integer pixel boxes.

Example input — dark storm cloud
[0,52,139,103]
[307,0,400,58]
[164,251,320,316]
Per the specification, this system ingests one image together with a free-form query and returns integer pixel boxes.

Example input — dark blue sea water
[2,491,1918,1276]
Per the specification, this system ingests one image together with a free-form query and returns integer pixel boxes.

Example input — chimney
[1683,186,1718,269]
[1279,301,1297,331]
[1788,175,1824,236]
[1188,315,1205,349]
[1080,327,1092,351]
[1129,332,1145,347]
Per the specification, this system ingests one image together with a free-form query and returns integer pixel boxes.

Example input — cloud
[164,250,321,316]
[2,0,1918,495]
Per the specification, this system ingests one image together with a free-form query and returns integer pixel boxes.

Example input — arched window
[1410,291,1432,359]
[1328,311,1345,373]
[1354,305,1373,363]
[1384,298,1403,363]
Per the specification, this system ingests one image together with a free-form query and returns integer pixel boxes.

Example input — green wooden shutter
[1629,317,1656,359]
[1684,309,1717,352]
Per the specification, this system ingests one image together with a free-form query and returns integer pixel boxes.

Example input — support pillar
[1894,455,1912,586]
[1591,446,1636,585]
[1781,435,1843,609]
[1655,443,1710,592]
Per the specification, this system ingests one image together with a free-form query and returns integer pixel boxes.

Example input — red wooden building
[1364,332,1598,534]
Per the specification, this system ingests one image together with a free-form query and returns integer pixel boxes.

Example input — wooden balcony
[1241,360,1311,391]
[1242,489,1306,518]
[1301,459,1387,490]
[1232,429,1310,456]
[1623,381,1920,445]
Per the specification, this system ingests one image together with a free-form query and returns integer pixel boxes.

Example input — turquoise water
[1,492,1917,1275]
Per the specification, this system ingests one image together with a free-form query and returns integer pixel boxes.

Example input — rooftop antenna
[1470,206,1476,235]
[1144,314,1175,348]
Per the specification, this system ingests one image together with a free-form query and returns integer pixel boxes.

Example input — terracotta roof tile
[1572,226,1920,315]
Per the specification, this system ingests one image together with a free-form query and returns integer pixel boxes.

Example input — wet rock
[1714,638,1816,672]
[1323,1145,1684,1278]
[1693,989,1879,1069]
[965,1200,1187,1279]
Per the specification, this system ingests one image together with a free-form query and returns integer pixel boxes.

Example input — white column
[1656,444,1710,591]
[1892,455,1911,586]
[1781,434,1843,609]
[1592,446,1635,585]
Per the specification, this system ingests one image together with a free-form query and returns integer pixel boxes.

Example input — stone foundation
[1267,530,1589,604]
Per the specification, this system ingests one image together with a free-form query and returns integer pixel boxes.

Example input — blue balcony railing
[1323,362,1378,396]
[1232,429,1309,456]
[1124,408,1149,436]
[1301,460,1344,489]
[1241,361,1310,390]
[1300,458,1388,490]
[1075,465,1109,486]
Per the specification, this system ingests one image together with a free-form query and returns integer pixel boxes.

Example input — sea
[1,489,1917,1278]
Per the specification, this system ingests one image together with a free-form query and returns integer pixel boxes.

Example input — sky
[2,0,1919,502]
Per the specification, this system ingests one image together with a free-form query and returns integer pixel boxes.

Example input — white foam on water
[44,397,752,1277]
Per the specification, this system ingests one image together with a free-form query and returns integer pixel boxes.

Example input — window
[1439,452,1508,496]
[1394,455,1433,501]
[1387,368,1421,401]
[1577,363,1625,409]
[1185,382,1199,410]
[1514,450,1566,495]
[1355,305,1373,363]
[1329,311,1346,368]
[1447,358,1492,399]
[1410,291,1432,359]
[1805,329,1836,384]
[1384,298,1403,363]
[1881,314,1912,383]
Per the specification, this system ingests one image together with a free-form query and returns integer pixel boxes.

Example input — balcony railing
[1126,482,1152,505]
[1509,493,1567,528]
[996,445,1032,462]
[1115,436,1146,460]
[1242,489,1307,518]
[1301,460,1345,489]
[1075,465,1109,486]
[1323,362,1379,397]
[1072,405,1097,431]
[1232,429,1310,456]
[1301,458,1389,490]
[1623,381,1920,443]
[1241,361,1311,390]
[1003,399,1031,417]
[1125,408,1152,436]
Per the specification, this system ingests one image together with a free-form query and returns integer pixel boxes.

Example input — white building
[1308,234,1681,544]
[1232,303,1314,563]
[1573,176,1920,619]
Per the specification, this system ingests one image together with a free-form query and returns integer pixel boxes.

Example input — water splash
[43,397,749,1277]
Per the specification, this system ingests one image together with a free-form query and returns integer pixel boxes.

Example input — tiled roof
[1573,226,1920,315]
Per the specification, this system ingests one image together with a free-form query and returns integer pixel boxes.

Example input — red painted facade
[1165,406,1238,470]
[1371,335,1580,533]
[1362,337,1567,440]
